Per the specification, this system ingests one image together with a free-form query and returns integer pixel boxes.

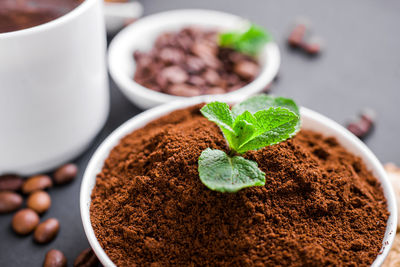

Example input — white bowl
[80,95,397,267]
[104,1,143,33]
[108,9,280,110]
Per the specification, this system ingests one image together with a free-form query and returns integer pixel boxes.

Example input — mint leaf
[232,94,301,133]
[198,94,300,193]
[200,102,235,143]
[232,94,300,117]
[198,148,265,193]
[201,97,300,154]
[230,111,258,149]
[234,107,299,153]
[219,24,271,56]
[237,110,299,153]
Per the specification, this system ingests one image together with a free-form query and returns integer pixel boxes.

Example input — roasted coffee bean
[27,190,51,214]
[199,53,221,69]
[302,43,320,55]
[0,191,23,213]
[302,36,322,55]
[203,69,221,85]
[43,249,67,267]
[187,75,206,86]
[166,84,201,97]
[226,74,240,86]
[228,51,248,63]
[192,41,217,58]
[176,34,193,51]
[53,163,78,185]
[0,174,23,191]
[34,218,60,244]
[191,42,220,69]
[157,66,188,86]
[347,109,376,139]
[158,47,184,64]
[22,175,53,194]
[288,21,308,47]
[133,51,152,69]
[185,56,206,74]
[154,33,173,48]
[74,248,99,267]
[233,61,259,80]
[12,208,39,235]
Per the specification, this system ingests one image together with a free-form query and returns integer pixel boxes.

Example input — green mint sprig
[219,23,271,56]
[198,95,300,193]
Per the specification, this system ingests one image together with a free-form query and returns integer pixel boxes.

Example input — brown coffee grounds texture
[90,104,389,267]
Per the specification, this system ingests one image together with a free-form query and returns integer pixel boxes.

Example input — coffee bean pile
[0,163,98,267]
[133,27,261,97]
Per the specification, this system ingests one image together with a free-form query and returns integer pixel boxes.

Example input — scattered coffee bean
[53,163,78,185]
[12,208,39,235]
[27,190,51,214]
[347,109,376,139]
[288,18,323,56]
[0,174,23,191]
[133,27,260,97]
[34,218,60,244]
[74,248,99,267]
[288,20,308,47]
[0,191,23,213]
[22,175,53,194]
[43,249,67,267]
[301,36,322,55]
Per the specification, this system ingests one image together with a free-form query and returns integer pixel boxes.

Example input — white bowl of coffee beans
[108,9,280,109]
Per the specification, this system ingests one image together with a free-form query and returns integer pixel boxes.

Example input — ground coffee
[90,104,388,266]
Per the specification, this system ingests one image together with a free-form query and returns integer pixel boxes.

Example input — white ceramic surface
[108,9,280,110]
[0,0,109,175]
[104,1,143,33]
[80,95,397,267]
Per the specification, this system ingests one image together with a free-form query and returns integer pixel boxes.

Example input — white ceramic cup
[0,0,109,176]
[80,95,397,267]
[108,9,280,109]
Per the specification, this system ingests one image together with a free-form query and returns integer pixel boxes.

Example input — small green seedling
[219,23,271,56]
[198,95,300,193]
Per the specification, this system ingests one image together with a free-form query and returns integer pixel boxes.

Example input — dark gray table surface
[1,0,400,266]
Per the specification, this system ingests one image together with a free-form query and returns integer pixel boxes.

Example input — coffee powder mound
[90,105,389,267]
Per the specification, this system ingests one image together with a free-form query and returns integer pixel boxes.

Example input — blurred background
[0,0,399,265]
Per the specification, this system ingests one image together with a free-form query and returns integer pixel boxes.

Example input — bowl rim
[108,9,280,108]
[0,0,97,39]
[80,95,397,267]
